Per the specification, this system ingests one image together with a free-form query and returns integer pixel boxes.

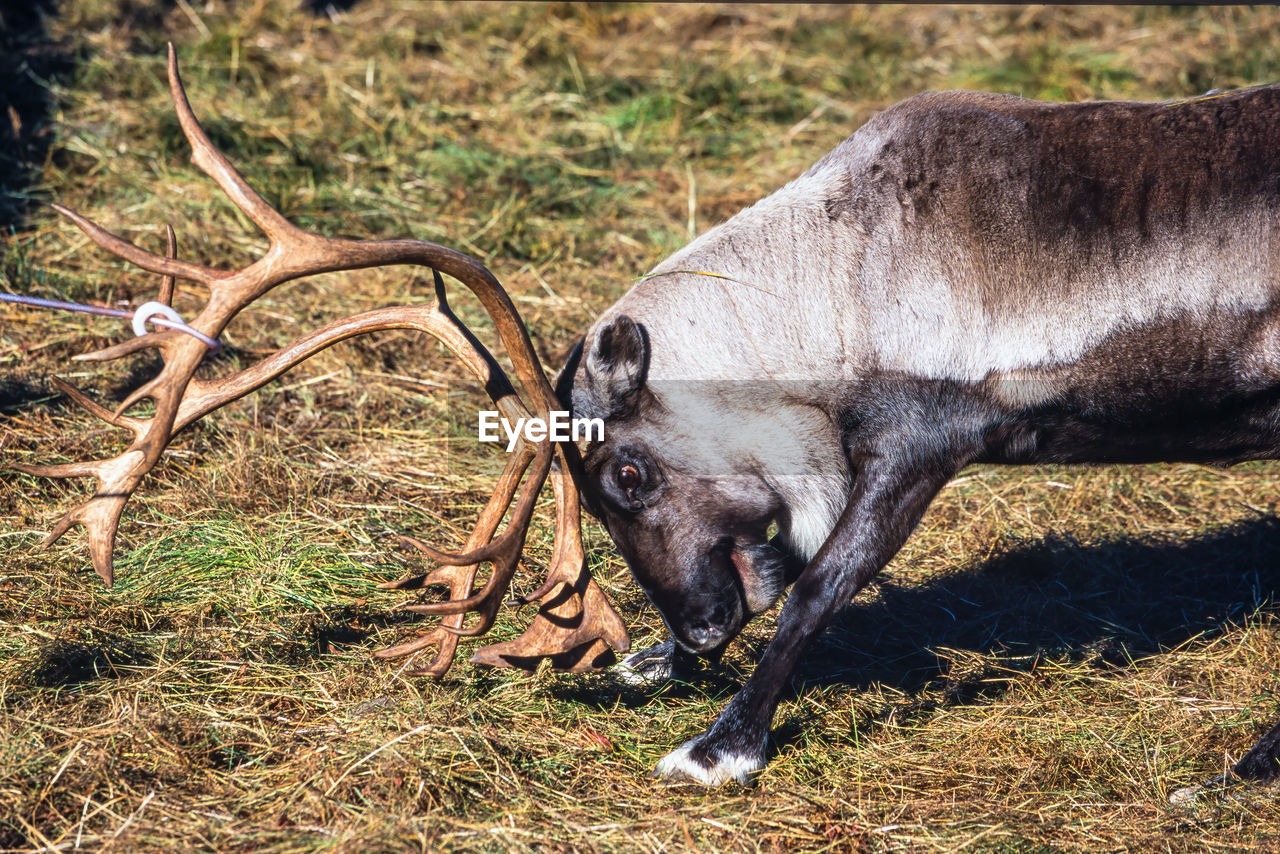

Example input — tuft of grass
[3,3,1280,852]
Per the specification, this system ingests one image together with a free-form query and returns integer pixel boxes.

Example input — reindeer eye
[616,464,641,490]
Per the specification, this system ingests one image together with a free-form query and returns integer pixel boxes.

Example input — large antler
[12,45,627,676]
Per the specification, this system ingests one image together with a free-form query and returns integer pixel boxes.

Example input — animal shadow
[802,516,1280,703]
[557,517,1280,726]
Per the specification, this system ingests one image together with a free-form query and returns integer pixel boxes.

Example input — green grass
[4,3,1280,852]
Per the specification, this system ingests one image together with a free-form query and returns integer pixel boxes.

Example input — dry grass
[3,3,1280,851]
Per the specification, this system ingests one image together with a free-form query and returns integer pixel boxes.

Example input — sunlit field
[3,4,1280,851]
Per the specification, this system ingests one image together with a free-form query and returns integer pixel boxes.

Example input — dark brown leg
[1232,719,1280,784]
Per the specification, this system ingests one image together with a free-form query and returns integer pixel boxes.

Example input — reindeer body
[27,54,1280,793]
[565,85,1280,786]
[607,87,1280,463]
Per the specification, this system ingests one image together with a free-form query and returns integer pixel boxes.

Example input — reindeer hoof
[1169,773,1233,807]
[613,639,677,686]
[653,739,764,786]
[1172,720,1280,806]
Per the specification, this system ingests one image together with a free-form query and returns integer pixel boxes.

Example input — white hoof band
[654,743,763,786]
[613,648,674,686]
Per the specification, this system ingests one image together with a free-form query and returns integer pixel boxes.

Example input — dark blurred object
[302,0,361,20]
[0,0,70,230]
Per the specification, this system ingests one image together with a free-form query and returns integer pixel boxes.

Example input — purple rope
[0,292,221,351]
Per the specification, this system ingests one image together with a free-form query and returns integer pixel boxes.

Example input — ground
[2,3,1280,852]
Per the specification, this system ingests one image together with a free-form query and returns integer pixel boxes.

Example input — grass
[3,2,1280,851]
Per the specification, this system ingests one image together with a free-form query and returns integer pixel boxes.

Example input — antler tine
[469,458,629,670]
[17,47,628,677]
[11,460,106,479]
[158,224,177,306]
[165,43,303,246]
[11,446,134,584]
[48,376,144,434]
[399,443,551,616]
[52,203,224,286]
[74,334,170,363]
[403,444,550,571]
[55,495,128,584]
[382,427,539,598]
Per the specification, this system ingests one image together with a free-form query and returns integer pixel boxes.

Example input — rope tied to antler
[0,293,222,350]
[9,44,628,678]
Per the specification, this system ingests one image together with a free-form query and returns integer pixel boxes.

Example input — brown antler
[14,45,627,676]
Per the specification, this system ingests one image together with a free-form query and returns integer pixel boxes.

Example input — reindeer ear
[573,314,648,419]
[554,336,585,408]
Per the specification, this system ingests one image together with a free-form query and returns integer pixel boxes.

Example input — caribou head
[558,302,847,659]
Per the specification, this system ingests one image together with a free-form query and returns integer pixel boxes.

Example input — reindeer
[557,84,1280,788]
[13,49,1280,793]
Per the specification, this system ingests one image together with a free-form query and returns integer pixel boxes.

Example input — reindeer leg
[1232,719,1280,783]
[1170,718,1280,805]
[654,429,977,785]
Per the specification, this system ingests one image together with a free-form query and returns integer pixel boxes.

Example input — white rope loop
[130,301,185,337]
[0,292,221,351]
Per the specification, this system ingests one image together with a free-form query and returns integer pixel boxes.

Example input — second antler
[12,45,628,677]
